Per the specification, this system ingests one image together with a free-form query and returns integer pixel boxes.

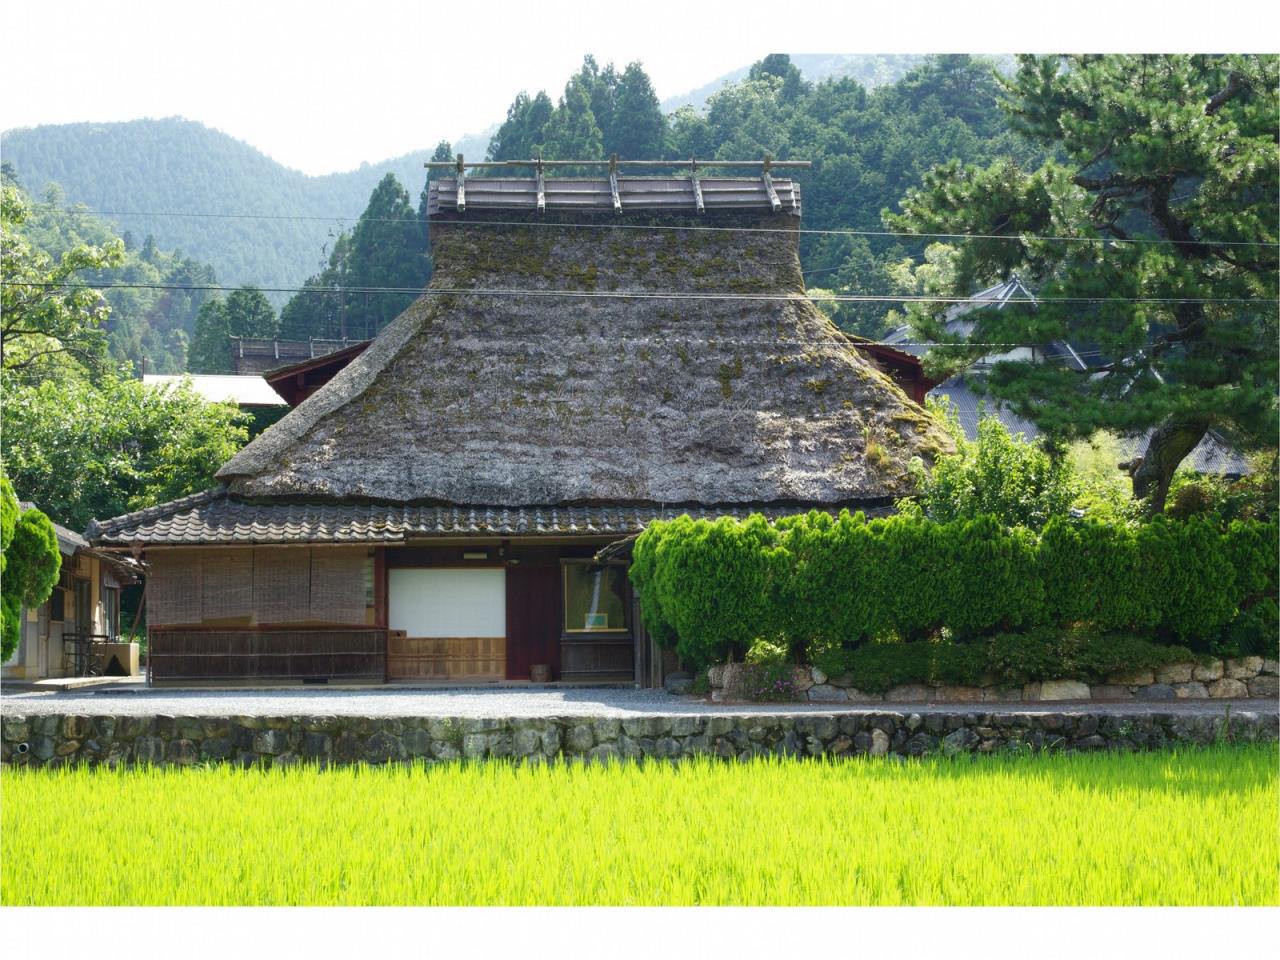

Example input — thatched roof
[214,178,951,508]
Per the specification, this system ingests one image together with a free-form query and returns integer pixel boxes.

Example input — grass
[3,746,1276,906]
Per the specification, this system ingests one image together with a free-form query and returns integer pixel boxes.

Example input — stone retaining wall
[3,708,1275,768]
[709,657,1279,704]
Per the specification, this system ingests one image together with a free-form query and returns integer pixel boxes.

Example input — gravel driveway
[1,685,1273,719]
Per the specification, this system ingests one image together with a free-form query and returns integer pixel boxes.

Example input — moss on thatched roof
[217,197,952,506]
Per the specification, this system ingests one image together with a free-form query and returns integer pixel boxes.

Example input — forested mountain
[4,54,1032,346]
[0,119,486,301]
[661,54,930,113]
[3,171,222,373]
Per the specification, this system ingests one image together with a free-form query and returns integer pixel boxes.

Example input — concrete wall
[3,708,1275,768]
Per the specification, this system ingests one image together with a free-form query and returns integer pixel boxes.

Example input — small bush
[734,662,798,702]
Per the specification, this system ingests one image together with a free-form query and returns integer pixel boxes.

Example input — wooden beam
[455,153,466,213]
[761,153,782,213]
[689,158,704,214]
[535,157,545,213]
[609,154,622,214]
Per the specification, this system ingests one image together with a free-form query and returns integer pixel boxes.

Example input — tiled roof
[86,490,871,547]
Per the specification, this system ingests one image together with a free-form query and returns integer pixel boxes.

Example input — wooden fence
[147,626,387,682]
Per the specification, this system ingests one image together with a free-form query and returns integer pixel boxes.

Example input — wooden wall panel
[387,635,505,681]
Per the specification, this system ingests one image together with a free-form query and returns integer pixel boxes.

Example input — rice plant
[3,746,1276,906]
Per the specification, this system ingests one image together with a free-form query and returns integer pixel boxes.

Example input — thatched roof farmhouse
[90,166,951,686]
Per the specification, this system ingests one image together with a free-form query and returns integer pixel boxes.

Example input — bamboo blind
[147,549,203,625]
[252,548,312,623]
[309,548,368,622]
[202,549,253,620]
[148,547,370,626]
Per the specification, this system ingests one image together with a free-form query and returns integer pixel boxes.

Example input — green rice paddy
[3,746,1276,906]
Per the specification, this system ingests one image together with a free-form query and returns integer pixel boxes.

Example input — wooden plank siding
[387,634,505,681]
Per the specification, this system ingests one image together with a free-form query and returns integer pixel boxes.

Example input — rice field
[3,746,1276,906]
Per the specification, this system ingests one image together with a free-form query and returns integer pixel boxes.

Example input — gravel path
[1,686,1274,718]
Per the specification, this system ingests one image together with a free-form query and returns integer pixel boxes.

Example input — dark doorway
[505,564,561,680]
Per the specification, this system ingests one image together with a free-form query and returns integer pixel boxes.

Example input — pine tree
[889,54,1279,512]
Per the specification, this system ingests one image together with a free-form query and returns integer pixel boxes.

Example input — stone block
[202,737,233,760]
[1192,660,1224,682]
[707,664,727,689]
[844,688,883,703]
[1208,678,1249,699]
[253,729,288,756]
[807,684,847,702]
[670,717,704,737]
[1107,670,1154,686]
[1155,663,1193,684]
[982,687,1022,702]
[869,728,890,756]
[1136,684,1176,701]
[622,716,669,738]
[941,728,977,756]
[364,730,406,764]
[593,718,622,742]
[303,732,333,758]
[462,734,489,759]
[885,684,931,702]
[1247,675,1279,699]
[133,736,165,764]
[789,667,815,694]
[809,667,827,686]
[588,743,620,763]
[2,716,30,743]
[513,728,543,757]
[60,715,91,739]
[166,740,198,765]
[32,715,59,737]
[1038,680,1091,701]
[1262,659,1279,677]
[1172,682,1210,700]
[1090,684,1133,701]
[566,724,595,752]
[933,686,984,703]
[1226,657,1264,680]
[55,739,81,757]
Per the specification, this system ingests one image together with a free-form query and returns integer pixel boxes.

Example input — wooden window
[562,562,629,634]
[102,585,120,638]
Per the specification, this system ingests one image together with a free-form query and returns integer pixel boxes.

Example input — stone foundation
[711,657,1279,704]
[2,707,1275,768]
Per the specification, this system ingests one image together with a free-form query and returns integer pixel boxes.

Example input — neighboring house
[87,167,951,687]
[143,373,289,436]
[229,336,367,375]
[884,277,1251,476]
[2,505,141,681]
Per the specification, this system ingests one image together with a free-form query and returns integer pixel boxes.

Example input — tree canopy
[888,54,1279,511]
[188,285,278,373]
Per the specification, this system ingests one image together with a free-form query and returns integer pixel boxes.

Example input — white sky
[3,0,1274,176]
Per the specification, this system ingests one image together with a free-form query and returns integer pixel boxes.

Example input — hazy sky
[3,0,1271,176]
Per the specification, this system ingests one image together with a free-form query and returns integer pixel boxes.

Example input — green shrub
[645,515,788,669]
[734,662,798,702]
[1136,516,1237,644]
[901,413,1079,531]
[812,641,986,694]
[1039,518,1154,631]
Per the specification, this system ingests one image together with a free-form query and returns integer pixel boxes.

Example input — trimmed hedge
[629,511,1278,669]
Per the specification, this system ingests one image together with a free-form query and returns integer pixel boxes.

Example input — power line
[22,203,1278,250]
[4,279,1273,306]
